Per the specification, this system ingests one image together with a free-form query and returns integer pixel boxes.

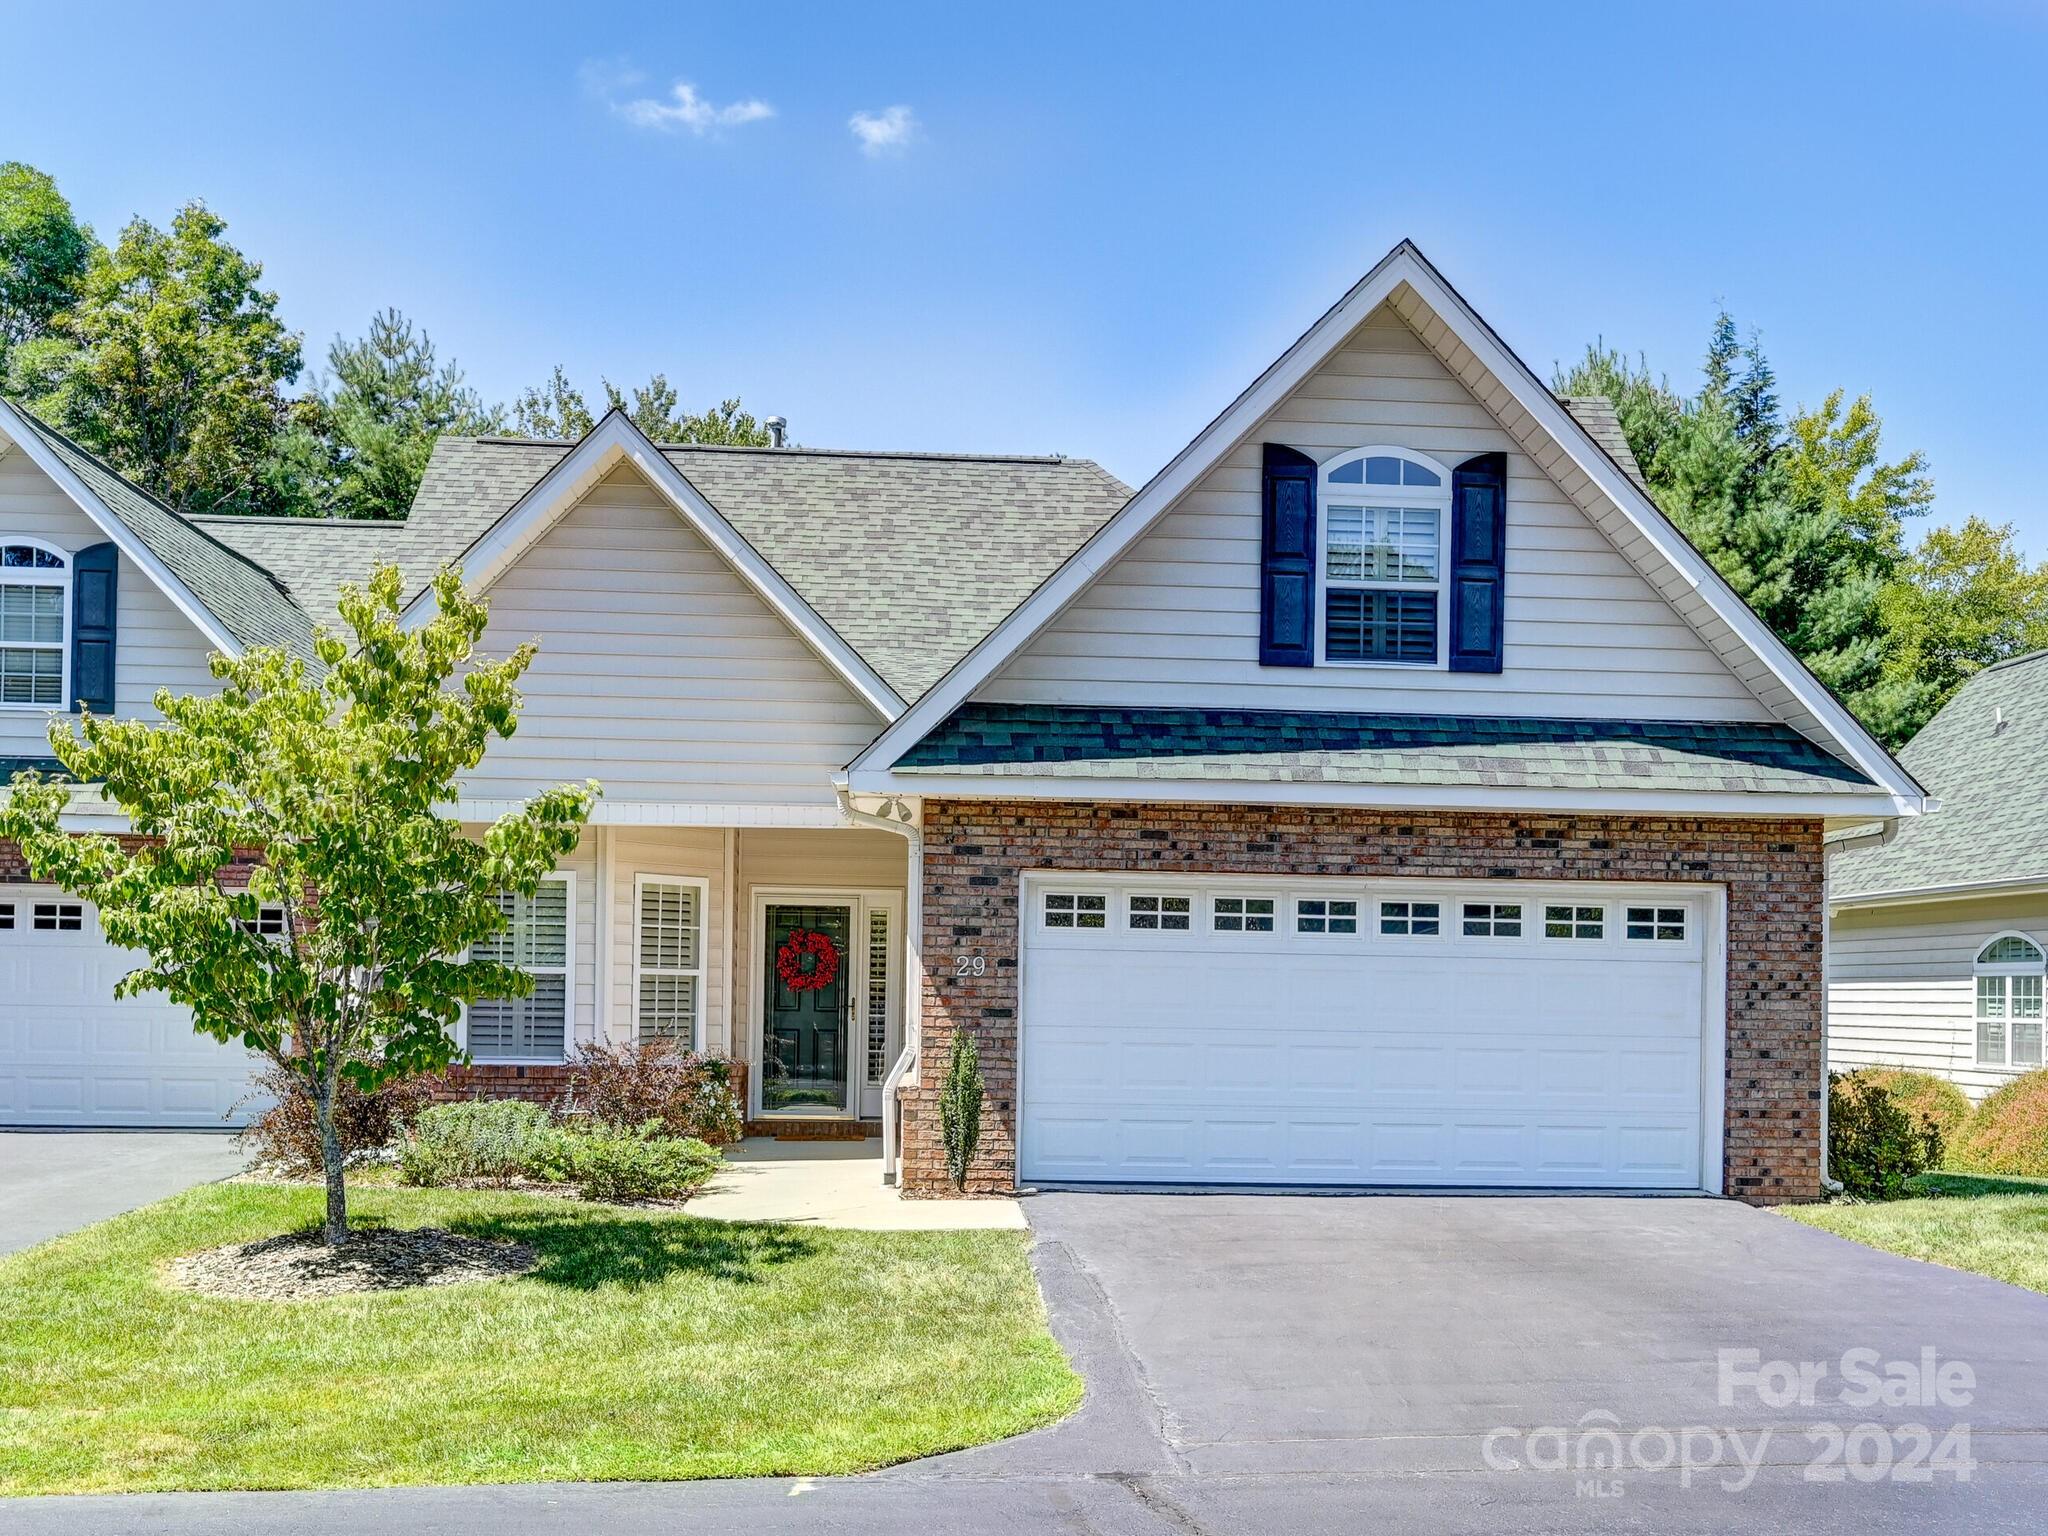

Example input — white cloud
[849,105,919,157]
[582,59,774,137]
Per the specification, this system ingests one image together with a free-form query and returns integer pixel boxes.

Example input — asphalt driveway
[10,1191,2048,1534]
[0,1130,245,1255]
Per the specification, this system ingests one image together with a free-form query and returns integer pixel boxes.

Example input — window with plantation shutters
[467,877,572,1062]
[866,908,890,1085]
[635,877,705,1045]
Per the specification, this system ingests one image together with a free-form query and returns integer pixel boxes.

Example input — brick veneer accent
[431,1059,750,1115]
[899,800,1825,1204]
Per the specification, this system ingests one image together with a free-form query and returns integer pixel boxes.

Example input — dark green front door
[762,902,853,1113]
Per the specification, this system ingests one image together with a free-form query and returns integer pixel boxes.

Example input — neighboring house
[1829,652,2048,1099]
[0,242,1927,1204]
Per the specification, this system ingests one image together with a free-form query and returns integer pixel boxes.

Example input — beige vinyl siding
[1828,891,2048,1100]
[986,306,1771,720]
[0,451,217,758]
[458,464,887,807]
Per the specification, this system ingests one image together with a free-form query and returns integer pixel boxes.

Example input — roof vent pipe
[765,415,788,449]
[1996,705,2007,735]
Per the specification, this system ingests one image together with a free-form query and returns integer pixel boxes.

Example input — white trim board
[845,242,1925,818]
[400,410,906,722]
[0,398,242,657]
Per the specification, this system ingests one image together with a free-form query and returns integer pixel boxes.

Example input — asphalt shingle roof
[204,436,1132,700]
[1830,652,2048,899]
[7,410,318,663]
[895,704,1878,794]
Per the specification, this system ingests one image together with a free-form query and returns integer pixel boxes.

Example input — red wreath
[775,927,841,992]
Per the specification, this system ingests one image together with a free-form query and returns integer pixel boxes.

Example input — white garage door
[0,887,261,1127]
[1020,876,1717,1191]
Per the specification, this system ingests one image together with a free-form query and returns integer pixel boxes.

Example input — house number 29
[954,953,987,978]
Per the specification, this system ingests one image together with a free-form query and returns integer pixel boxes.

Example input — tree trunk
[312,1061,348,1246]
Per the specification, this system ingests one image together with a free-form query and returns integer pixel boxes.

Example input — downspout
[1820,856,1845,1195]
[837,785,921,1186]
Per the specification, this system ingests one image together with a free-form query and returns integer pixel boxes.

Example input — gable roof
[845,241,1926,816]
[200,421,1129,703]
[0,399,317,662]
[1831,653,2048,902]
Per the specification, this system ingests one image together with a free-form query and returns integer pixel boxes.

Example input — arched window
[1316,447,1450,667]
[1974,933,2044,1069]
[0,539,68,709]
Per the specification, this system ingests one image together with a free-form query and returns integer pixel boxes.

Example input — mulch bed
[163,1226,537,1301]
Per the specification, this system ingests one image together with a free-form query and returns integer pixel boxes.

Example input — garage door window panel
[1295,898,1358,935]
[1127,893,1192,932]
[1544,905,1605,940]
[1379,900,1440,936]
[34,901,84,932]
[1461,902,1522,938]
[1212,896,1277,934]
[1626,906,1687,942]
[1042,891,1107,931]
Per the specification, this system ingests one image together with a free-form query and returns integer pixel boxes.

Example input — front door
[761,901,854,1114]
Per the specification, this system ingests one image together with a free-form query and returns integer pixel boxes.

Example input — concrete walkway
[686,1137,1026,1230]
[0,1130,246,1255]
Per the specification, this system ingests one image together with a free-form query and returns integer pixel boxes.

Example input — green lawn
[1780,1171,2048,1296]
[0,1182,1079,1495]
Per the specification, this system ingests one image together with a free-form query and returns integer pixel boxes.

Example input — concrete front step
[744,1118,882,1142]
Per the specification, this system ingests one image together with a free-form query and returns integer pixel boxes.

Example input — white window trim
[1293,894,1361,936]
[1974,931,2046,1070]
[463,871,576,1065]
[1210,891,1282,934]
[0,536,70,713]
[1314,446,1451,671]
[633,873,709,1049]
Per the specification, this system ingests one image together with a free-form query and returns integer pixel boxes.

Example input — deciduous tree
[0,566,596,1244]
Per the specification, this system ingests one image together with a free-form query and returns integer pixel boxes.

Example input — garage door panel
[1,888,260,1127]
[1022,879,1710,1190]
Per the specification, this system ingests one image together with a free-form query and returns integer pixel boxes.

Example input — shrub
[1828,1071,1944,1199]
[566,1039,744,1146]
[939,1029,984,1192]
[1841,1067,1974,1144]
[236,1064,431,1175]
[560,1121,720,1202]
[1949,1068,2048,1179]
[398,1100,563,1187]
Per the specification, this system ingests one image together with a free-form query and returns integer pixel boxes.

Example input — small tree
[939,1028,984,1192]
[0,565,595,1244]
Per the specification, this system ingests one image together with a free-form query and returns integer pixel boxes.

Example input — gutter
[835,784,922,1186]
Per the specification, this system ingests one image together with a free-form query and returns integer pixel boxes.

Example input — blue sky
[5,1,2045,548]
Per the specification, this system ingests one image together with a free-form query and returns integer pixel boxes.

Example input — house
[1829,652,2047,1099]
[0,242,1927,1202]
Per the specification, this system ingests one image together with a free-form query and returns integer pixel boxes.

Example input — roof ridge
[456,433,1082,466]
[190,514,397,529]
[1981,648,2048,676]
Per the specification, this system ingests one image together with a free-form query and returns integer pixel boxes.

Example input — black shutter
[69,541,118,714]
[1447,452,1505,673]
[1259,444,1317,667]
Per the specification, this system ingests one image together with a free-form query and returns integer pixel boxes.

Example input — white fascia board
[401,412,906,722]
[849,245,1422,776]
[452,798,851,829]
[1829,874,2048,913]
[843,768,1909,819]
[851,242,1925,815]
[0,399,242,657]
[1388,253,1925,810]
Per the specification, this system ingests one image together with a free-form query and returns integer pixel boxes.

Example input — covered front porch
[448,810,919,1158]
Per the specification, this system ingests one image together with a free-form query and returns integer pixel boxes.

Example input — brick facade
[900,800,1826,1204]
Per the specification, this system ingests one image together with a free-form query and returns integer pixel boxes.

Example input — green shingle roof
[895,704,1878,794]
[1831,652,2048,899]
[203,436,1131,700]
[6,409,318,663]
